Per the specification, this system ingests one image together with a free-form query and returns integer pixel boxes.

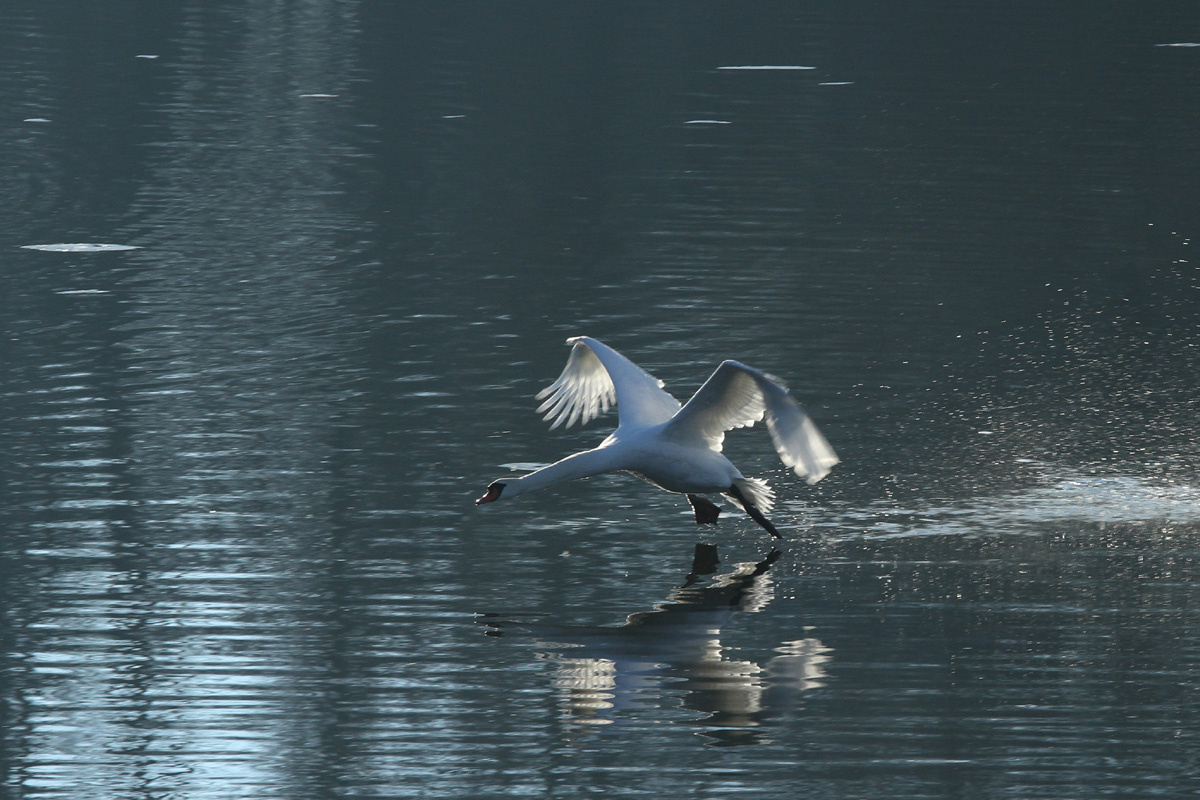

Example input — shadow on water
[479,543,831,746]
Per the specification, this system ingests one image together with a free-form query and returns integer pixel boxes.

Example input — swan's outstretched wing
[663,360,838,484]
[536,337,681,430]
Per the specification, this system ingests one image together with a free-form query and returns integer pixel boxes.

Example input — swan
[476,336,838,537]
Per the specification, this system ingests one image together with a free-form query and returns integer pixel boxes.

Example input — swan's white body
[477,336,838,536]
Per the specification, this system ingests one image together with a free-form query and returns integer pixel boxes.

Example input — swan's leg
[687,494,722,524]
[724,484,782,538]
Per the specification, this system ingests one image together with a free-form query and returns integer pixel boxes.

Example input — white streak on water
[800,472,1200,540]
[718,65,816,70]
[21,243,141,252]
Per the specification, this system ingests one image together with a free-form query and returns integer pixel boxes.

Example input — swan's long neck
[505,446,621,498]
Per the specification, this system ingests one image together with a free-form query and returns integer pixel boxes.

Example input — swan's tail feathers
[725,480,781,538]
[728,477,776,514]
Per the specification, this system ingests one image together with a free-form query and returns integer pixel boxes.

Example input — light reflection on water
[476,467,1200,757]
[483,547,833,746]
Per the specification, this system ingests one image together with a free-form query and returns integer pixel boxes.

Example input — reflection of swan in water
[480,545,831,745]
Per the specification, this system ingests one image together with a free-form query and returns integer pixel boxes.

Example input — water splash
[807,469,1200,541]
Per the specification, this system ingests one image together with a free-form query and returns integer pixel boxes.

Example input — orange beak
[476,484,503,504]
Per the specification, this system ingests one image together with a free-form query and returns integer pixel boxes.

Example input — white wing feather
[535,339,614,429]
[664,360,839,484]
[535,337,681,431]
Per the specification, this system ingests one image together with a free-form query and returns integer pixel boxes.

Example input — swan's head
[476,481,508,505]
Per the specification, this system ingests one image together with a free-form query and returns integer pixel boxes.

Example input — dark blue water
[2,3,1199,798]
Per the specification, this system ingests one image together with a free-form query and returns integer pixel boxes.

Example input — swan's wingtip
[799,457,840,485]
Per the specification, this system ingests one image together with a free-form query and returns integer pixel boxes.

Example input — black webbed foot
[687,494,722,524]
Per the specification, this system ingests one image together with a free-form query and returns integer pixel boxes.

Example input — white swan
[476,336,838,537]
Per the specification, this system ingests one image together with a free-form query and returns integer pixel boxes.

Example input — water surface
[2,2,1199,798]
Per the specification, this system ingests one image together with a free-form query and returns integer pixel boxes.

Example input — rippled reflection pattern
[484,546,832,745]
[3,3,368,797]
